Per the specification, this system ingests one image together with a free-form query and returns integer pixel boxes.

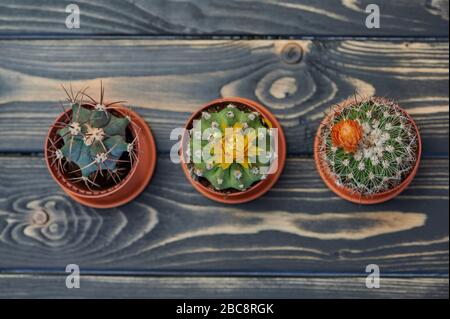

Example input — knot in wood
[32,210,49,226]
[281,43,303,64]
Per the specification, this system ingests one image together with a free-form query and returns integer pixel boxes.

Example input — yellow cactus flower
[212,122,263,169]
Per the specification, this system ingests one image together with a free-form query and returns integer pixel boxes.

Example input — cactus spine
[47,84,137,190]
[318,97,418,195]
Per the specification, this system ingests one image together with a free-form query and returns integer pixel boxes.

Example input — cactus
[318,97,418,195]
[187,104,274,191]
[47,84,137,190]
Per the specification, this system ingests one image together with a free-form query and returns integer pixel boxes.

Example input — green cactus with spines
[188,103,274,191]
[318,97,419,195]
[49,84,135,190]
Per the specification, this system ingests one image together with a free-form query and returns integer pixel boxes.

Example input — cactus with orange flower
[317,97,419,195]
[186,104,274,191]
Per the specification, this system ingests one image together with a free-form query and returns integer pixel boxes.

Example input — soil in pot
[45,85,157,208]
[314,96,421,204]
[180,97,286,204]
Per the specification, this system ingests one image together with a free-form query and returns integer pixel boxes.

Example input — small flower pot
[314,97,422,204]
[45,102,156,209]
[180,97,286,204]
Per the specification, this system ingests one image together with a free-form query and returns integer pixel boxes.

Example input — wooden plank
[0,0,448,36]
[0,274,447,298]
[0,155,447,274]
[0,40,448,155]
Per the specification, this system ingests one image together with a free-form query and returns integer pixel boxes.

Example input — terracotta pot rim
[314,96,422,205]
[180,97,286,204]
[44,104,157,208]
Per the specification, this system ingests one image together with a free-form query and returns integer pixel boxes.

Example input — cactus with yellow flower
[317,97,419,195]
[187,104,274,191]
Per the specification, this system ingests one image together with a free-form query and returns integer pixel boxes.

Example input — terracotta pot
[44,104,156,209]
[314,97,422,204]
[180,97,286,204]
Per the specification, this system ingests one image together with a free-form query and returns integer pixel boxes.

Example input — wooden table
[0,0,448,299]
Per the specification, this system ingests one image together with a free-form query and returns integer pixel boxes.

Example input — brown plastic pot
[44,104,157,209]
[314,97,422,205]
[180,97,286,204]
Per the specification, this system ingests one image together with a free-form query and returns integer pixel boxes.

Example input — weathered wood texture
[0,0,448,36]
[0,40,448,155]
[0,156,447,273]
[0,274,448,298]
[0,3,448,298]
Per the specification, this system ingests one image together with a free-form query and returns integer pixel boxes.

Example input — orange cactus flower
[331,119,363,153]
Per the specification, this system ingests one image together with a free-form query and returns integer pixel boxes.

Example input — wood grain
[0,0,448,36]
[0,4,448,298]
[0,274,447,298]
[0,40,447,155]
[0,155,447,273]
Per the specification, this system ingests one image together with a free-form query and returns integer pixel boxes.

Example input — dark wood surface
[0,1,448,299]
[0,40,448,155]
[0,156,448,273]
[0,0,448,36]
[1,274,448,298]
